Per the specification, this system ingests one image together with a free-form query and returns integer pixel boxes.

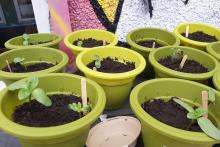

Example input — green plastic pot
[0,73,106,147]
[130,78,220,147]
[0,47,68,85]
[174,23,220,51]
[207,41,220,62]
[213,70,220,91]
[149,46,219,83]
[5,33,62,49]
[76,46,146,109]
[64,29,118,56]
[126,28,180,78]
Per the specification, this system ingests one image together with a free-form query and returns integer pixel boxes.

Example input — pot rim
[207,41,220,61]
[213,69,220,91]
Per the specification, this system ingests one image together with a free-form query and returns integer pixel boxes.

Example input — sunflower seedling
[173,90,220,140]
[13,57,25,64]
[77,40,83,47]
[93,55,102,70]
[171,48,184,61]
[7,77,52,107]
[23,34,30,46]
[69,102,92,118]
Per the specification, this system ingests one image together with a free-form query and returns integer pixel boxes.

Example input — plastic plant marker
[31,88,52,107]
[5,60,12,72]
[173,98,194,112]
[81,77,87,107]
[202,91,208,118]
[152,41,156,48]
[208,89,215,103]
[198,117,220,140]
[185,25,190,38]
[103,40,106,46]
[179,55,188,69]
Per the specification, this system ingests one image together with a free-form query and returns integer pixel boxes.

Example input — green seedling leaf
[22,34,29,40]
[18,88,31,100]
[198,117,220,140]
[13,57,25,64]
[23,40,29,46]
[26,77,39,91]
[8,81,27,91]
[172,48,184,60]
[208,89,215,103]
[81,104,92,113]
[94,55,101,69]
[187,107,207,119]
[69,102,82,113]
[77,41,83,47]
[31,88,52,107]
[173,98,194,112]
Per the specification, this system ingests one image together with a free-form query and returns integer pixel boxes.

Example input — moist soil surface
[137,40,163,48]
[0,48,9,54]
[73,38,109,48]
[29,40,53,45]
[181,31,218,42]
[142,98,202,132]
[2,62,55,73]
[158,56,208,73]
[87,57,135,73]
[13,94,86,127]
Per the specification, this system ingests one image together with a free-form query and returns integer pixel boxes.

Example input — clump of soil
[2,62,55,73]
[29,40,53,45]
[73,38,109,48]
[158,56,208,73]
[181,31,218,42]
[137,40,163,48]
[13,94,89,127]
[142,98,202,132]
[87,57,135,73]
[0,48,9,54]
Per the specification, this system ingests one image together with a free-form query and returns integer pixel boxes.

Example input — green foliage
[8,77,52,107]
[13,57,25,64]
[77,40,83,47]
[173,97,220,140]
[171,48,183,60]
[208,89,215,103]
[94,55,102,69]
[69,102,91,115]
[22,34,30,46]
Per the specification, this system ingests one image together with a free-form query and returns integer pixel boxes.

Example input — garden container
[213,70,220,91]
[149,46,219,83]
[0,47,68,85]
[174,23,220,51]
[130,78,220,147]
[0,73,106,147]
[64,29,118,56]
[126,28,180,78]
[76,46,146,109]
[207,41,220,62]
[5,33,62,49]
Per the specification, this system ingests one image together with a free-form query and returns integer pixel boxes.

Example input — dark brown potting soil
[2,62,55,73]
[181,31,218,42]
[73,38,109,48]
[142,98,202,132]
[29,40,53,45]
[13,94,87,127]
[0,48,9,54]
[87,57,135,73]
[137,40,163,48]
[158,56,208,73]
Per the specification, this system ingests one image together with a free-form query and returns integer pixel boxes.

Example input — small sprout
[69,102,92,117]
[187,107,207,119]
[171,48,184,60]
[77,40,83,47]
[8,77,52,107]
[13,57,25,64]
[94,55,102,69]
[22,34,30,46]
[208,89,215,103]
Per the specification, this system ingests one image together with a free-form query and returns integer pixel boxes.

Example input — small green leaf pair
[69,102,91,116]
[94,55,102,69]
[13,57,25,64]
[22,34,30,46]
[8,77,52,107]
[171,48,184,60]
[77,40,83,47]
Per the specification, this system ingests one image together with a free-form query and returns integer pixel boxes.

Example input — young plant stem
[202,91,208,118]
[152,41,156,48]
[179,55,188,69]
[185,25,190,38]
[186,119,195,130]
[6,60,12,72]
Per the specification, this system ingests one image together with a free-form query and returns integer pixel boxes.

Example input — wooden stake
[185,25,190,38]
[103,40,106,46]
[5,60,12,72]
[179,55,188,69]
[202,91,208,118]
[93,67,97,71]
[81,77,87,107]
[152,41,156,48]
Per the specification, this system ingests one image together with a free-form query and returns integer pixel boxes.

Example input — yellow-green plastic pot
[130,78,220,147]
[174,23,220,51]
[126,28,180,78]
[213,69,220,91]
[76,46,146,109]
[5,33,62,49]
[0,73,106,147]
[149,46,219,83]
[207,41,220,61]
[64,29,118,56]
[0,47,68,85]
